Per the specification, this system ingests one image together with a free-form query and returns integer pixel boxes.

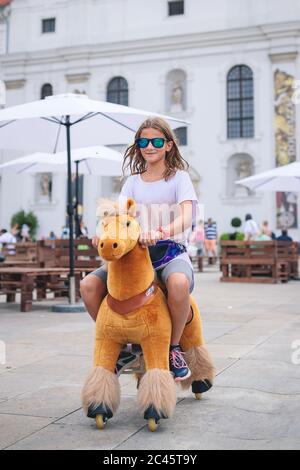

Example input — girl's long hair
[122,117,189,181]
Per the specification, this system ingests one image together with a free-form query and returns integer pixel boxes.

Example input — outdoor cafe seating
[0,238,102,311]
[220,240,299,283]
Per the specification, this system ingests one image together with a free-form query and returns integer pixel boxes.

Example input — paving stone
[0,414,53,449]
[0,269,299,450]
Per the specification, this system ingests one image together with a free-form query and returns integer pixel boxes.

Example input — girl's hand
[92,236,99,248]
[157,226,171,239]
[139,230,164,248]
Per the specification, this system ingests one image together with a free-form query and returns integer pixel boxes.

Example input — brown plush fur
[180,345,215,390]
[82,197,214,425]
[81,366,120,415]
[137,369,176,418]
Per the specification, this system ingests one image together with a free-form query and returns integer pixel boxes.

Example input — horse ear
[126,198,137,217]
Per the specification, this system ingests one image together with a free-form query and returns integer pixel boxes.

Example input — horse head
[96,197,140,261]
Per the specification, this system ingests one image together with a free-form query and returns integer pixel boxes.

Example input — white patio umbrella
[0,145,124,237]
[0,93,188,305]
[0,146,123,176]
[236,162,300,192]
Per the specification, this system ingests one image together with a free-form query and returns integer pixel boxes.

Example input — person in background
[277,229,293,242]
[61,226,70,239]
[260,220,272,239]
[21,223,30,242]
[79,221,88,238]
[189,220,204,256]
[0,228,17,255]
[204,218,218,264]
[244,214,259,241]
[11,223,21,242]
[260,220,276,240]
[48,231,57,240]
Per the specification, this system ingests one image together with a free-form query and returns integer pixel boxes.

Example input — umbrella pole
[75,160,80,238]
[66,115,76,304]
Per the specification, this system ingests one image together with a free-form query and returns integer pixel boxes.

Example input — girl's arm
[160,200,193,238]
[140,201,192,246]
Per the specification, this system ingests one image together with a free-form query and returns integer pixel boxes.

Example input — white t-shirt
[244,219,259,239]
[0,232,16,244]
[120,170,199,247]
[0,232,17,254]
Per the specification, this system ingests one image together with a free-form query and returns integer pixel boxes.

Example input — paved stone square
[0,268,299,450]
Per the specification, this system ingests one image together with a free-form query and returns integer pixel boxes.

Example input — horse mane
[96,197,137,236]
[96,198,119,219]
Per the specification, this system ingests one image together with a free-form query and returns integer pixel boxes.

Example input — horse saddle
[107,281,158,315]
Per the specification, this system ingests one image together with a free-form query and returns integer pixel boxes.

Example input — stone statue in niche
[170,82,184,112]
[234,159,252,197]
[38,173,52,202]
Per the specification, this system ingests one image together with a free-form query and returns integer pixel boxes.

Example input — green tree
[11,210,39,240]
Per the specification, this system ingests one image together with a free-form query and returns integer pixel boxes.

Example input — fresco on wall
[274,68,297,229]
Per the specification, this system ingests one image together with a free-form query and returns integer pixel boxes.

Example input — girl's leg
[80,267,108,321]
[166,272,191,345]
[160,259,194,381]
[160,258,194,344]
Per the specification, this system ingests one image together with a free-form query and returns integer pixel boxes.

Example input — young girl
[80,117,199,381]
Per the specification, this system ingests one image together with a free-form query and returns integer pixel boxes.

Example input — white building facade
[0,0,300,239]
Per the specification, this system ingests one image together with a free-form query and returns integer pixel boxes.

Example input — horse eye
[126,221,131,227]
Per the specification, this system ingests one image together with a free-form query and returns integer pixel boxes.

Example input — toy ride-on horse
[81,197,215,432]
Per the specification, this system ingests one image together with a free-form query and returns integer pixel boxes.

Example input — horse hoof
[148,418,158,432]
[192,379,212,394]
[194,393,202,400]
[95,414,106,430]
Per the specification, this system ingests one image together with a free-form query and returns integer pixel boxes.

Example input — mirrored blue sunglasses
[135,137,166,149]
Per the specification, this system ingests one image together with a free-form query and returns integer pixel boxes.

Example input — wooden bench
[189,255,204,272]
[0,242,38,267]
[276,241,299,280]
[0,267,84,312]
[45,238,102,272]
[36,238,102,302]
[0,238,103,311]
[219,240,298,283]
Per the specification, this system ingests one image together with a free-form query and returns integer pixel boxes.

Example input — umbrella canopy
[0,93,187,151]
[236,162,300,192]
[0,146,123,176]
[0,93,188,304]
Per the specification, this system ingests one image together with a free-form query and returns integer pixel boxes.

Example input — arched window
[227,65,254,139]
[41,83,53,100]
[107,77,128,106]
[174,126,187,146]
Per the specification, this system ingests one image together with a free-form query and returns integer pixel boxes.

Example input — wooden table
[0,267,87,312]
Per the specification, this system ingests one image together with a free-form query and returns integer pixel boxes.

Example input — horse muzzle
[98,238,127,260]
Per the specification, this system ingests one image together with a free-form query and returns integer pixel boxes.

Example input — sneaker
[115,349,140,377]
[169,345,191,382]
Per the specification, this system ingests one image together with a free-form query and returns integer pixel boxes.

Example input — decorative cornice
[269,51,298,63]
[65,72,91,84]
[4,78,26,89]
[0,20,300,70]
